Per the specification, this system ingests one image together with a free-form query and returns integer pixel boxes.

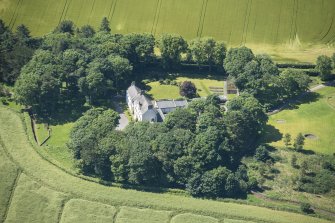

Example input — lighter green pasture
[0,105,332,223]
[61,199,117,223]
[35,123,49,144]
[267,87,335,154]
[0,144,18,223]
[5,174,66,223]
[116,206,172,223]
[171,213,219,223]
[147,76,224,100]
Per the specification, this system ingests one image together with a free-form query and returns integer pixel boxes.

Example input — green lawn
[265,86,335,154]
[147,76,224,100]
[35,123,49,144]
[0,105,332,223]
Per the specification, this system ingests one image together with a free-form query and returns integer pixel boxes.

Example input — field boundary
[2,168,21,223]
[57,198,71,223]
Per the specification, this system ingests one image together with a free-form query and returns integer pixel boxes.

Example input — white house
[126,82,158,122]
[126,82,188,122]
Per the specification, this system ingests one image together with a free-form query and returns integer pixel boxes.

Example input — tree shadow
[260,125,283,144]
[298,149,315,155]
[38,98,89,125]
[285,92,320,110]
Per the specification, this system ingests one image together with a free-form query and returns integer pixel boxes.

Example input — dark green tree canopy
[157,34,188,69]
[100,17,111,32]
[316,55,333,81]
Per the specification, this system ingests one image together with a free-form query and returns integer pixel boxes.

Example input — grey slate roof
[127,84,141,99]
[174,100,188,107]
[155,99,188,109]
[127,82,156,115]
[156,100,176,109]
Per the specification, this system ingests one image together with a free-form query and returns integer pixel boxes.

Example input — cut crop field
[1,0,335,62]
[265,86,335,154]
[0,105,333,223]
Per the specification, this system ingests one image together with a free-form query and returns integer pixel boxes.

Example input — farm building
[154,99,188,121]
[126,82,188,122]
[126,82,158,122]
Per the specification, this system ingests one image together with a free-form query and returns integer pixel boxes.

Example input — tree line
[1,18,334,116]
[0,18,227,117]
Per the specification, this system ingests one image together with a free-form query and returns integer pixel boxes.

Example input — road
[112,97,130,130]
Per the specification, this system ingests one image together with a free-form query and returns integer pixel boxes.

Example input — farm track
[88,0,96,24]
[9,0,23,29]
[108,0,118,23]
[59,0,69,25]
[151,0,162,35]
[197,0,208,38]
[242,0,252,44]
[275,0,283,43]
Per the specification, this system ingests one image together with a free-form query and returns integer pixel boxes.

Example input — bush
[254,145,269,162]
[180,81,197,98]
[300,203,313,214]
[291,154,297,168]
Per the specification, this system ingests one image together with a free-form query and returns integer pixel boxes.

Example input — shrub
[293,133,305,151]
[180,81,197,98]
[291,154,297,168]
[254,145,269,162]
[300,203,313,214]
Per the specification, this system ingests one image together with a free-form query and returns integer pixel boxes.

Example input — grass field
[147,75,224,100]
[0,105,332,223]
[0,0,334,62]
[5,174,66,223]
[171,213,219,223]
[0,144,19,223]
[265,86,335,154]
[60,199,117,223]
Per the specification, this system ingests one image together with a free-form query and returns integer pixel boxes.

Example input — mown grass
[265,86,335,154]
[60,199,117,223]
[5,173,66,223]
[0,105,332,223]
[171,213,218,223]
[147,76,224,100]
[116,206,172,223]
[224,219,256,223]
[0,144,19,223]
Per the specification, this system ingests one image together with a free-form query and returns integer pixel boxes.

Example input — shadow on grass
[38,98,89,125]
[143,69,226,82]
[260,125,283,144]
[285,92,320,110]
